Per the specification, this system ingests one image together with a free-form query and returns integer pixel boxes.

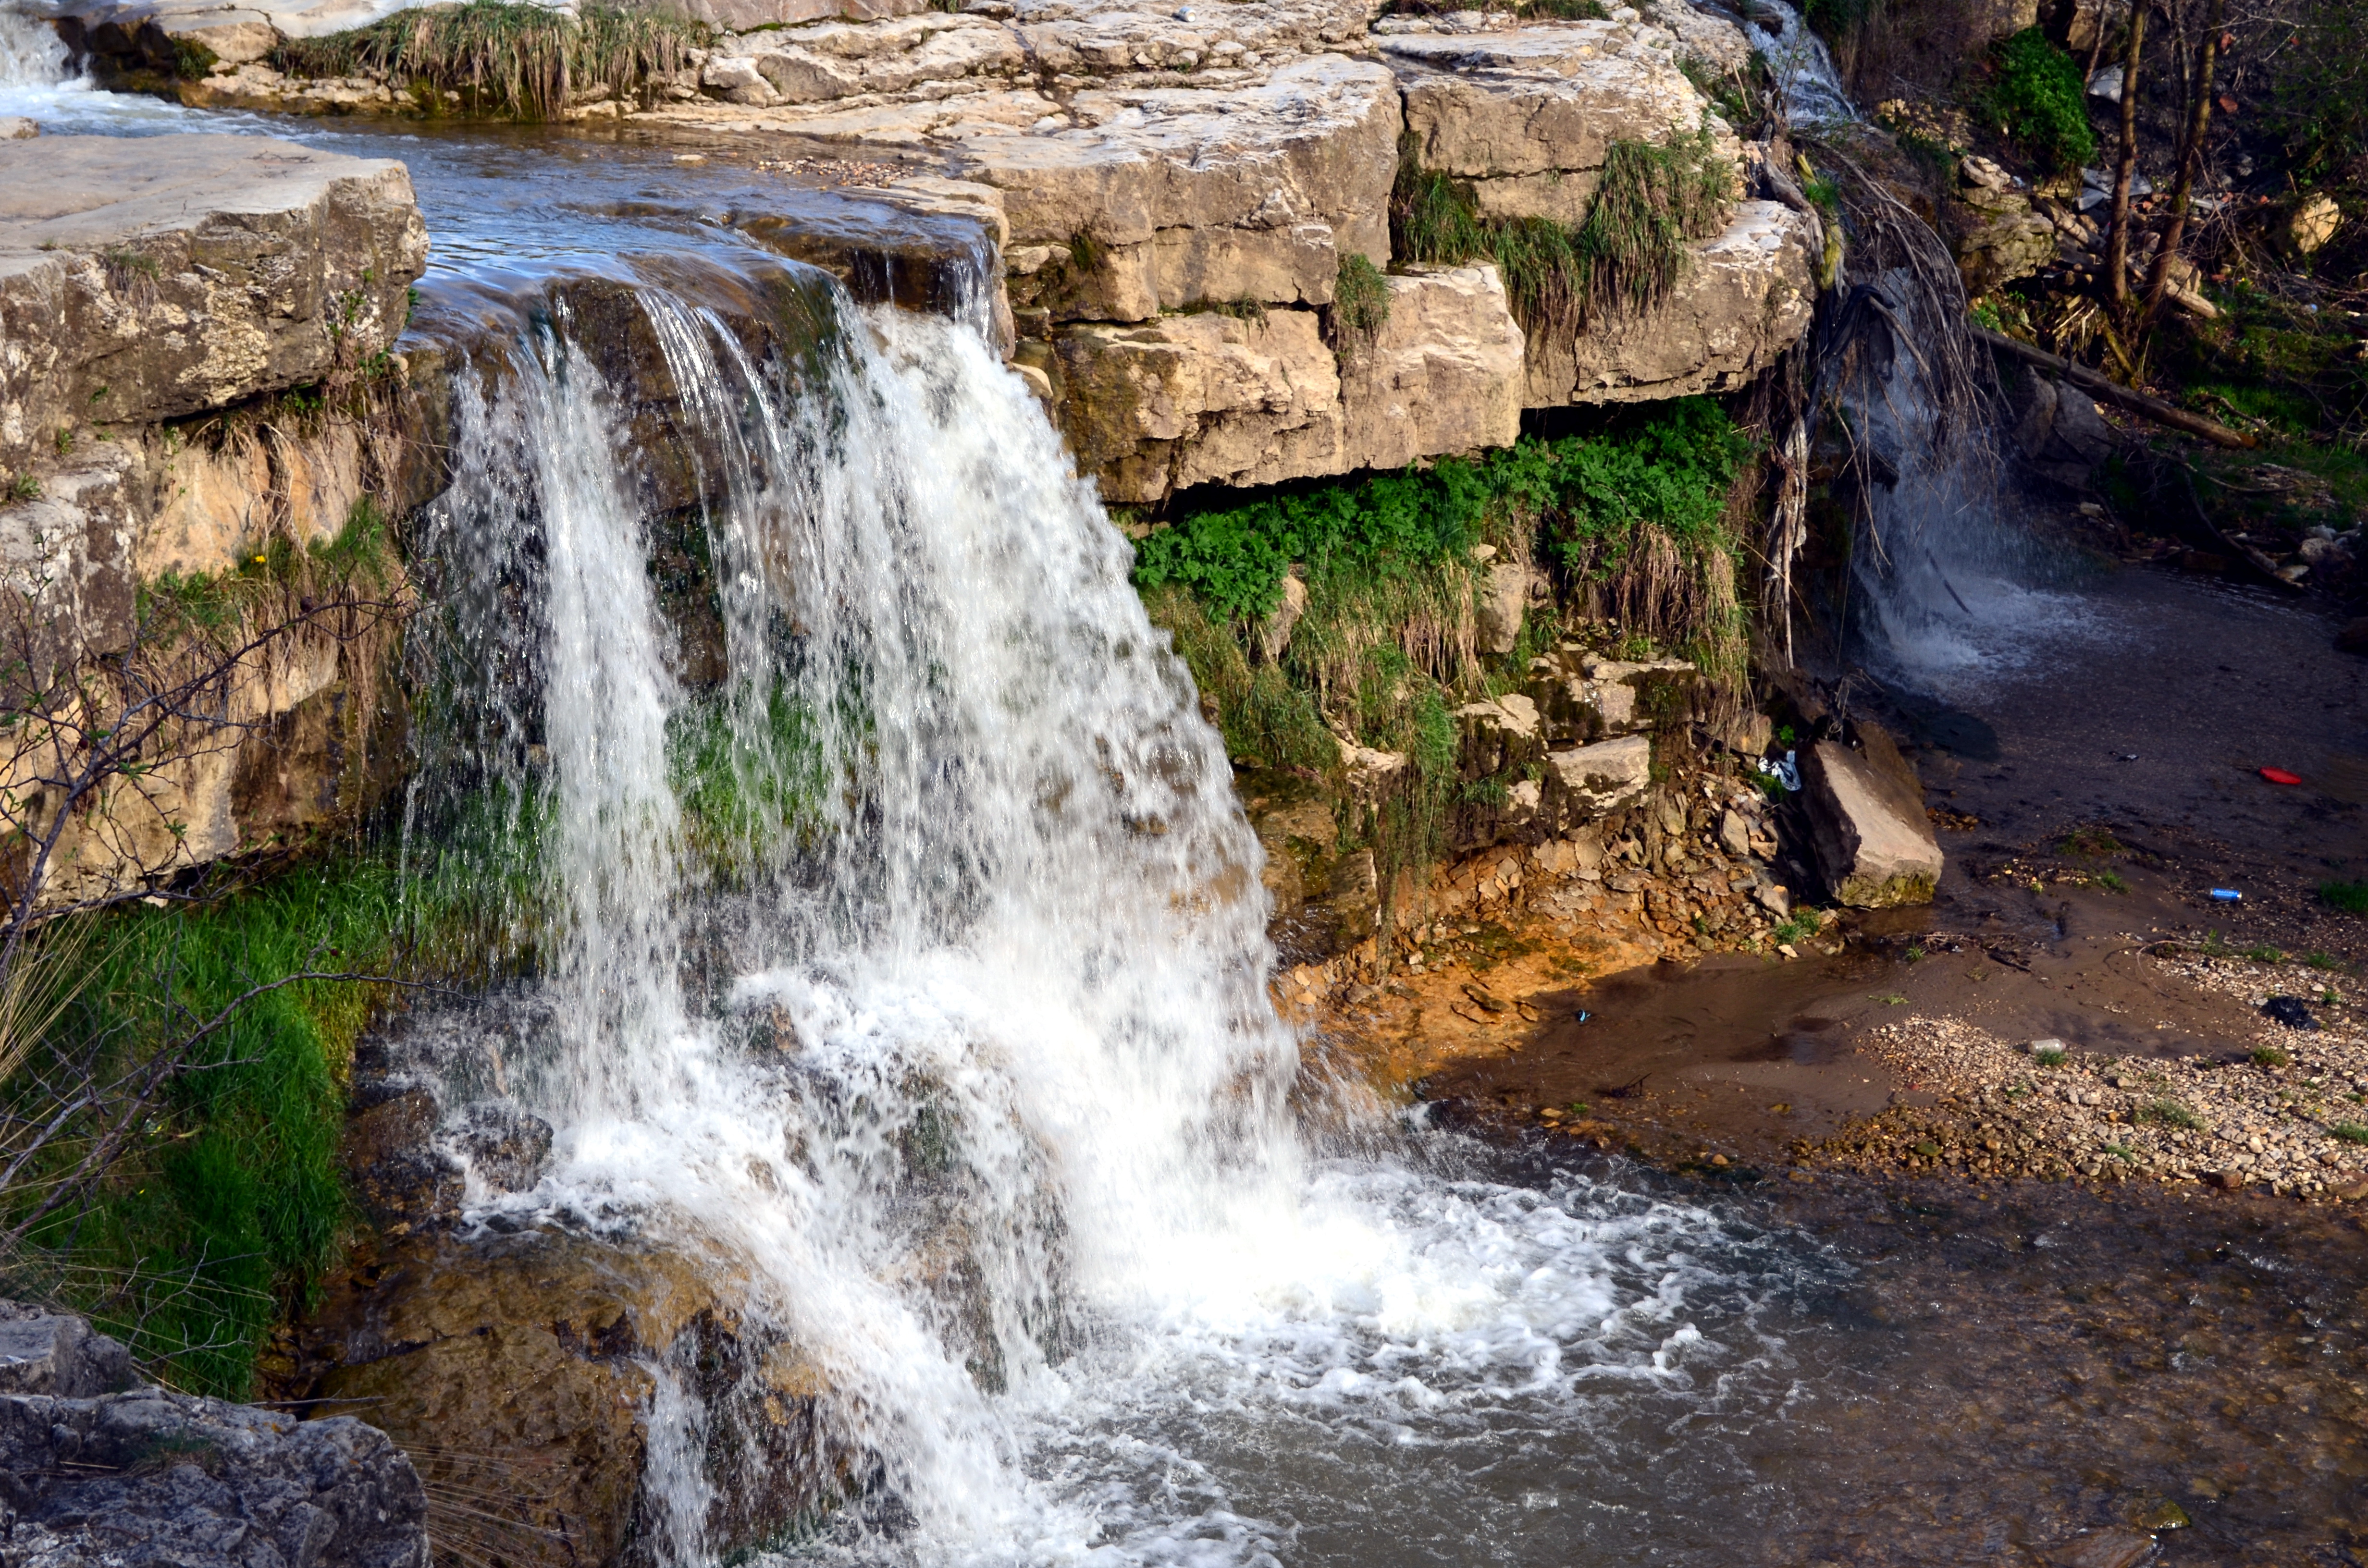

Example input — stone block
[1384,24,1714,184]
[1340,263,1524,473]
[958,56,1399,310]
[1801,738,1942,906]
[1054,308,1343,501]
[1546,734,1652,821]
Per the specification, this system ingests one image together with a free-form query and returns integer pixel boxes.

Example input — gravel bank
[1824,955,2368,1199]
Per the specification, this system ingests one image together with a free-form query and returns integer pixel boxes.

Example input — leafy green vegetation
[1136,404,1752,915]
[1390,128,1732,333]
[274,0,712,120]
[1980,28,2094,174]
[8,866,421,1396]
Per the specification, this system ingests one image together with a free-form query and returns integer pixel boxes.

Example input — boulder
[2012,371,2116,488]
[1545,733,1652,821]
[0,135,428,476]
[1523,201,1815,406]
[2282,192,2343,258]
[0,1304,138,1397]
[1475,556,1530,655]
[1799,735,1941,906]
[0,118,36,140]
[1953,159,2056,294]
[0,1383,427,1568]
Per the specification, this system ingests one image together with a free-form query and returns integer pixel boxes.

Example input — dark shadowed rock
[0,1384,428,1568]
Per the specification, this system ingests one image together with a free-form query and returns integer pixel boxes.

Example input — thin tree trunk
[2141,0,2226,327]
[2104,1,2147,316]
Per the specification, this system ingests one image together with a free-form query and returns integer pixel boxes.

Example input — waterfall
[406,271,1786,1565]
[1742,0,1857,130]
[0,5,73,91]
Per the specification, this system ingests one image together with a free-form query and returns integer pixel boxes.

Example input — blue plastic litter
[1768,749,1802,792]
[2209,888,2242,901]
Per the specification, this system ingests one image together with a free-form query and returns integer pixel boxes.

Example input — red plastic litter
[2260,768,2304,785]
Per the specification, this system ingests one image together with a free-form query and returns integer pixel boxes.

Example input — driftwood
[1973,327,2257,449]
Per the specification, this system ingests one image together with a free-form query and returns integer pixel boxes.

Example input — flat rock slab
[1383,21,1715,183]
[0,135,426,473]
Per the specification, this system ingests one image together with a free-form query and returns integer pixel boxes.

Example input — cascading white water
[410,274,1800,1566]
[0,4,72,90]
[1741,0,1857,129]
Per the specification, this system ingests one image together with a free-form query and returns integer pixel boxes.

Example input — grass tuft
[1390,129,1732,336]
[274,0,712,121]
[1331,253,1392,363]
[2320,880,2368,914]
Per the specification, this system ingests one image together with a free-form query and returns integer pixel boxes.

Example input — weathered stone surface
[1007,0,1372,73]
[1054,262,1526,501]
[1953,156,2056,293]
[1341,263,1524,473]
[0,117,39,141]
[0,135,427,475]
[0,1384,428,1568]
[1474,556,1530,655]
[963,57,1399,316]
[2012,371,2116,489]
[1385,22,1719,185]
[679,0,925,30]
[1524,200,1815,405]
[0,1304,137,1398]
[1055,308,1342,501]
[1800,735,1942,907]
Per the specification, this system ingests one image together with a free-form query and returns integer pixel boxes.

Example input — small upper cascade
[1742,0,1858,128]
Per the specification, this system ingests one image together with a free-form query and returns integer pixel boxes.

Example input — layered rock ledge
[35,0,1819,502]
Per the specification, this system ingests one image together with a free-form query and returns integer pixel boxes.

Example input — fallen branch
[1972,327,2257,448]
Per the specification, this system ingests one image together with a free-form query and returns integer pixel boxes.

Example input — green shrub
[1982,28,2095,173]
[11,867,413,1396]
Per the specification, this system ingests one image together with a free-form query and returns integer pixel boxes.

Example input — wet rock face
[288,1016,848,1568]
[2012,371,2117,489]
[0,1383,428,1568]
[0,135,427,477]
